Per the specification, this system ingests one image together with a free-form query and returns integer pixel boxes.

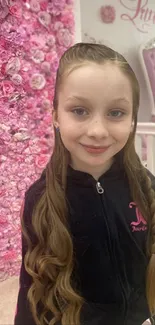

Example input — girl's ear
[52,110,59,129]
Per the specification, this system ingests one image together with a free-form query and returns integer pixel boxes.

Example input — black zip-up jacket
[14,158,155,325]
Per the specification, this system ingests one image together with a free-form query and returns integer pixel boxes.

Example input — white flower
[30,0,40,12]
[6,57,21,76]
[41,99,51,110]
[57,29,72,47]
[46,35,55,47]
[38,11,51,27]
[31,49,45,64]
[13,128,30,141]
[11,74,22,85]
[30,74,46,90]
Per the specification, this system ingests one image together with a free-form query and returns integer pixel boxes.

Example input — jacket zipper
[96,182,104,194]
[96,181,128,324]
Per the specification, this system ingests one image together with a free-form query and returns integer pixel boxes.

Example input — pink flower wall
[0,0,74,281]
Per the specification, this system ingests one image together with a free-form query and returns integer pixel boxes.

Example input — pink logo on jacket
[129,202,147,232]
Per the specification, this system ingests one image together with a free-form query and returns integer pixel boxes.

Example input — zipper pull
[96,182,104,194]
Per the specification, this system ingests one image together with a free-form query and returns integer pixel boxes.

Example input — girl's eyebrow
[66,95,90,103]
[66,96,131,105]
[110,97,131,105]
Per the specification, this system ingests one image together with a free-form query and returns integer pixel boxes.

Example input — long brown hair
[22,43,155,325]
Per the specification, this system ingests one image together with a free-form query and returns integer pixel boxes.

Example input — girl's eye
[72,107,88,116]
[108,110,125,118]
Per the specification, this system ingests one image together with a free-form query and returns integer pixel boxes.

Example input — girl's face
[53,62,133,179]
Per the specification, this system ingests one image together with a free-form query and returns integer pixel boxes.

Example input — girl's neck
[70,158,114,181]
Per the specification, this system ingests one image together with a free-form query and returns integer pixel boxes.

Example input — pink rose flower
[9,5,22,18]
[22,10,31,20]
[17,26,27,39]
[100,5,116,24]
[40,1,48,11]
[32,20,41,31]
[41,61,51,75]
[61,11,74,29]
[4,250,17,262]
[0,215,8,225]
[2,81,14,96]
[1,63,6,75]
[45,51,58,64]
[21,61,31,72]
[35,154,48,169]
[6,14,18,26]
[47,1,66,16]
[0,38,6,49]
[0,5,9,19]
[31,35,46,48]
[50,52,59,71]
[0,21,12,34]
[0,0,9,7]
[53,21,64,31]
[53,0,66,6]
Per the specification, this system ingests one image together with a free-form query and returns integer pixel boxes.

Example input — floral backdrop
[0,0,74,281]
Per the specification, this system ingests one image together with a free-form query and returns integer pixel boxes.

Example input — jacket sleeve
[14,195,37,325]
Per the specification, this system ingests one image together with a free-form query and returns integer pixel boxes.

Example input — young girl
[14,43,155,325]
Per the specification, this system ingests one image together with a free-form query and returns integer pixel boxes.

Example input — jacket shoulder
[25,168,46,206]
[24,169,46,227]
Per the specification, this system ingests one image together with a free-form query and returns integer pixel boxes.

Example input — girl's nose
[87,119,109,139]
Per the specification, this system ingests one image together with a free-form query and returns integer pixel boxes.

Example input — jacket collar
[67,150,125,187]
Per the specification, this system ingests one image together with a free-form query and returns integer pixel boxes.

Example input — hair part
[21,43,155,325]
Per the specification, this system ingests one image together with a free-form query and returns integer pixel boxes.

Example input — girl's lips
[81,144,110,154]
